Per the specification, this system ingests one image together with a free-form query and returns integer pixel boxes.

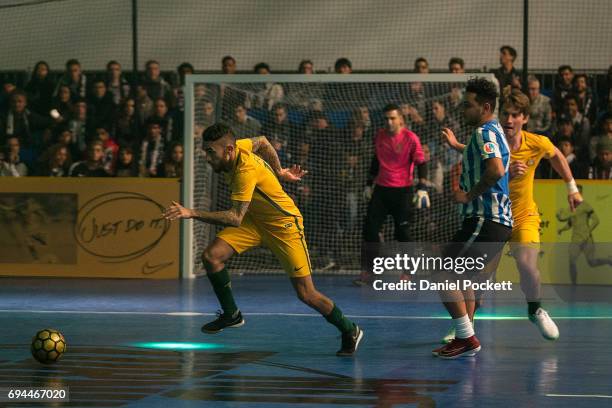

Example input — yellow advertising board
[497,180,612,285]
[0,178,180,279]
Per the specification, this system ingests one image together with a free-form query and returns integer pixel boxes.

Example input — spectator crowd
[0,48,610,185]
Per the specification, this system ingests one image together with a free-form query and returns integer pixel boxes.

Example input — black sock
[207,268,238,316]
[528,301,541,315]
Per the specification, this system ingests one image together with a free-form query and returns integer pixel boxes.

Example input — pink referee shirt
[374,127,425,188]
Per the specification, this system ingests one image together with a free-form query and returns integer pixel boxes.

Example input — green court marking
[131,342,225,350]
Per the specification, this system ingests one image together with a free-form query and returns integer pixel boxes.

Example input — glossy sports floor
[1,276,611,407]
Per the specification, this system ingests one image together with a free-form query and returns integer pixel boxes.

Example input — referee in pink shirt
[356,103,428,284]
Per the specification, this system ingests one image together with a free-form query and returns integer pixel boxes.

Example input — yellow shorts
[510,215,541,249]
[217,213,312,278]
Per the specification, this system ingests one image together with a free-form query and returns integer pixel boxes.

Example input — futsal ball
[31,329,66,364]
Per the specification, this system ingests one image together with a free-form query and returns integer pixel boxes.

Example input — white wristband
[566,179,579,195]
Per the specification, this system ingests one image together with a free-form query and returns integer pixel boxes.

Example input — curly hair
[466,77,499,111]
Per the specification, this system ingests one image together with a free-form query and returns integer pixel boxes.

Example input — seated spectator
[95,127,119,175]
[525,76,552,135]
[262,103,293,164]
[221,55,237,74]
[195,98,216,131]
[539,136,587,179]
[428,100,461,169]
[350,105,374,138]
[174,62,194,114]
[54,59,87,101]
[414,57,429,74]
[157,142,183,178]
[105,60,131,105]
[25,61,55,116]
[135,83,154,126]
[114,146,139,177]
[229,104,261,138]
[0,137,28,176]
[53,126,80,162]
[335,58,352,74]
[448,57,465,74]
[552,65,574,117]
[298,59,315,74]
[573,74,598,124]
[50,85,73,125]
[252,62,284,110]
[113,98,141,149]
[142,60,174,108]
[69,140,108,177]
[287,60,323,109]
[400,102,425,135]
[590,113,612,161]
[599,65,612,114]
[151,98,175,143]
[561,94,591,154]
[492,45,521,94]
[551,117,576,146]
[139,119,165,177]
[37,144,71,177]
[0,80,17,113]
[0,90,52,164]
[589,138,612,179]
[67,98,90,157]
[88,79,117,130]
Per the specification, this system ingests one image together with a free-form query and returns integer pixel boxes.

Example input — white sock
[453,315,475,339]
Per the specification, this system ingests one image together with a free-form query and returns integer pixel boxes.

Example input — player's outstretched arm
[548,147,583,211]
[163,200,249,227]
[441,128,466,152]
[251,136,307,182]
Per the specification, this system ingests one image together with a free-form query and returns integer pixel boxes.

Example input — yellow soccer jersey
[225,138,301,221]
[509,131,555,221]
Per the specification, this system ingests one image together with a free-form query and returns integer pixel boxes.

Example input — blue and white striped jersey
[459,119,513,227]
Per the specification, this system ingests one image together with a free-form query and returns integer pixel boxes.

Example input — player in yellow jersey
[442,89,582,342]
[163,123,363,356]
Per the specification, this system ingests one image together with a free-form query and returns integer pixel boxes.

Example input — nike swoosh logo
[294,266,305,272]
[142,261,174,275]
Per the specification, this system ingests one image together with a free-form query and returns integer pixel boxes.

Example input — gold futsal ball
[31,329,67,364]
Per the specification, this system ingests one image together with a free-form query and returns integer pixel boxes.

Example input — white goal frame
[181,73,497,279]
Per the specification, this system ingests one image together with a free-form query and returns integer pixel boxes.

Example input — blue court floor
[1,275,611,407]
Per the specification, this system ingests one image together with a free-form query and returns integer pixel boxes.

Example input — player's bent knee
[202,248,224,271]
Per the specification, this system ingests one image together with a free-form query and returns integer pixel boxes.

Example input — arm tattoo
[192,200,250,227]
[251,136,282,176]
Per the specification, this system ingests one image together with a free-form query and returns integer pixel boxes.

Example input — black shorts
[443,217,512,267]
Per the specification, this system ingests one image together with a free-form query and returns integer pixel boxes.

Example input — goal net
[182,73,496,277]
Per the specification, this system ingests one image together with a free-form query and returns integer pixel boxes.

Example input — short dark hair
[106,60,120,70]
[414,57,428,69]
[558,65,573,74]
[145,60,160,69]
[383,103,401,114]
[202,123,234,142]
[573,73,588,84]
[465,77,499,111]
[557,136,574,146]
[500,45,517,60]
[298,59,314,73]
[334,57,352,72]
[564,93,579,105]
[177,62,194,73]
[448,57,465,69]
[222,55,235,64]
[254,62,270,73]
[65,59,80,69]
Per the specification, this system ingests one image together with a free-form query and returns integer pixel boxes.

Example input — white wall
[0,0,609,72]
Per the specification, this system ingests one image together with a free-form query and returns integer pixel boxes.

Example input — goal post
[181,73,498,279]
